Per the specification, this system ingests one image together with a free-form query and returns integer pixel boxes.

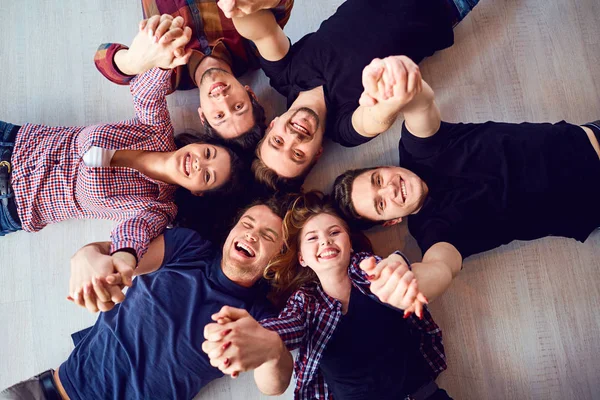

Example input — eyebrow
[371,172,382,216]
[243,215,255,222]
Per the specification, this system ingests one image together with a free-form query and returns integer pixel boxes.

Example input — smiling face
[298,213,352,275]
[198,68,256,139]
[169,143,232,194]
[258,107,324,179]
[351,167,428,222]
[222,205,284,284]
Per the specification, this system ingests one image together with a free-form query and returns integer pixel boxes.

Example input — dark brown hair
[332,167,380,230]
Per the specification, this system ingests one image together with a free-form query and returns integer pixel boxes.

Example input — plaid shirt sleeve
[94,43,135,85]
[109,201,177,260]
[260,290,309,351]
[129,67,173,128]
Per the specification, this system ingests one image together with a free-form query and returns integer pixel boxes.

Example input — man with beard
[218,0,479,190]
[95,0,294,151]
[332,58,600,302]
[0,199,293,399]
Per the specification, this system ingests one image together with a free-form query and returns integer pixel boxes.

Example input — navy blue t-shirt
[59,227,275,400]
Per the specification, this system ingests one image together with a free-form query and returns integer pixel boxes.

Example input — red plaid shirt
[11,68,178,259]
[260,251,447,400]
[94,0,294,91]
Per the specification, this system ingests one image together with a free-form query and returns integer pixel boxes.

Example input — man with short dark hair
[333,57,600,301]
[95,0,294,151]
[0,200,293,399]
[219,0,479,190]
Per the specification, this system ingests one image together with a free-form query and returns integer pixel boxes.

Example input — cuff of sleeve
[110,239,145,262]
[94,43,134,85]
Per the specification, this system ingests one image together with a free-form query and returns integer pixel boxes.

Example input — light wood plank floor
[1,0,599,398]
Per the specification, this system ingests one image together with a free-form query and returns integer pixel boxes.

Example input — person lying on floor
[202,192,452,400]
[332,56,600,301]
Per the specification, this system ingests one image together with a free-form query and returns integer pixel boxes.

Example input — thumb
[359,91,377,107]
[359,256,377,273]
[212,305,249,322]
[112,258,134,287]
[171,49,193,68]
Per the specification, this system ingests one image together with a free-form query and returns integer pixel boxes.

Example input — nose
[245,230,257,242]
[379,183,395,198]
[320,237,332,246]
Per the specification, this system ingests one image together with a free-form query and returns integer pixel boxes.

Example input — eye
[330,230,340,236]
[204,170,210,184]
[215,112,224,120]
[262,233,274,242]
[235,103,243,111]
[205,148,211,159]
[307,236,317,242]
[376,175,382,186]
[242,222,252,229]
[273,136,283,146]
[378,200,385,212]
[293,150,303,159]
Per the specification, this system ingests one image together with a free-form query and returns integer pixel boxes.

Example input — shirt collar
[207,254,265,302]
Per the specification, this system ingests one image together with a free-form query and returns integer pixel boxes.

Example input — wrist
[112,249,138,269]
[264,329,285,366]
[114,49,137,76]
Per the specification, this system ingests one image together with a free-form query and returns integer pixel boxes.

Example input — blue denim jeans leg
[452,0,480,24]
[0,120,22,236]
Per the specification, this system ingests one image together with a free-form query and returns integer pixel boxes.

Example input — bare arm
[411,242,462,302]
[202,307,293,395]
[231,10,290,61]
[352,56,441,139]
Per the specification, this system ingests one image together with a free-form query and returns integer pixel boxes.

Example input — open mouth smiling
[318,247,340,260]
[234,241,256,258]
[209,82,228,96]
[183,153,192,177]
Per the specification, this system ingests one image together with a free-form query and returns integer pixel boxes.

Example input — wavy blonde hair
[264,191,372,307]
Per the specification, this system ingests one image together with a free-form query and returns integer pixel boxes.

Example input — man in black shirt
[333,57,600,301]
[218,0,479,190]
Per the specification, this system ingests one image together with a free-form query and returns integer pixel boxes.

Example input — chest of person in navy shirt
[0,200,287,400]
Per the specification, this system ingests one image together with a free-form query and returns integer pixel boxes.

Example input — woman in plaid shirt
[0,23,247,271]
[202,192,451,400]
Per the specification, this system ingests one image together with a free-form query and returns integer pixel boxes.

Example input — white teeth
[319,250,339,258]
[401,181,407,200]
[210,84,227,96]
[185,155,191,176]
[292,122,308,134]
[236,242,255,257]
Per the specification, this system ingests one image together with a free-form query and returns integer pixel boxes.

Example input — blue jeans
[451,0,480,25]
[0,121,22,236]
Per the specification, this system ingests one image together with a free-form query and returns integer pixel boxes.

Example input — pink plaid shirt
[11,68,178,259]
[260,251,447,400]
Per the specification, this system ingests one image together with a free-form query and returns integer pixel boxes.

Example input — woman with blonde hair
[202,191,452,400]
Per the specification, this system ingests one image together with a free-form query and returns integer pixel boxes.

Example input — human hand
[360,254,428,319]
[123,14,193,73]
[218,0,280,18]
[202,306,283,378]
[359,56,423,109]
[68,247,135,313]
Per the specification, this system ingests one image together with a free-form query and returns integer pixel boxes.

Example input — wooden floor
[1,0,599,398]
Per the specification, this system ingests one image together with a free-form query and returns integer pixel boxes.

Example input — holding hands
[359,55,423,109]
[203,306,284,378]
[117,14,193,75]
[67,246,135,313]
[360,253,428,319]
[217,0,280,18]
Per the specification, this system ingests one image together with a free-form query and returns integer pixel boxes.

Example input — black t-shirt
[319,286,431,399]
[399,121,600,259]
[260,0,454,147]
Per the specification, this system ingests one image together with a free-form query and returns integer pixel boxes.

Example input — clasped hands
[359,55,424,110]
[360,253,428,319]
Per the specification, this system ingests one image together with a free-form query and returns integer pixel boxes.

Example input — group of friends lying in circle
[2,0,599,399]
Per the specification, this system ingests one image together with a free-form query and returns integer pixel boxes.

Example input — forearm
[352,102,404,138]
[411,242,462,301]
[253,330,293,396]
[401,81,441,138]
